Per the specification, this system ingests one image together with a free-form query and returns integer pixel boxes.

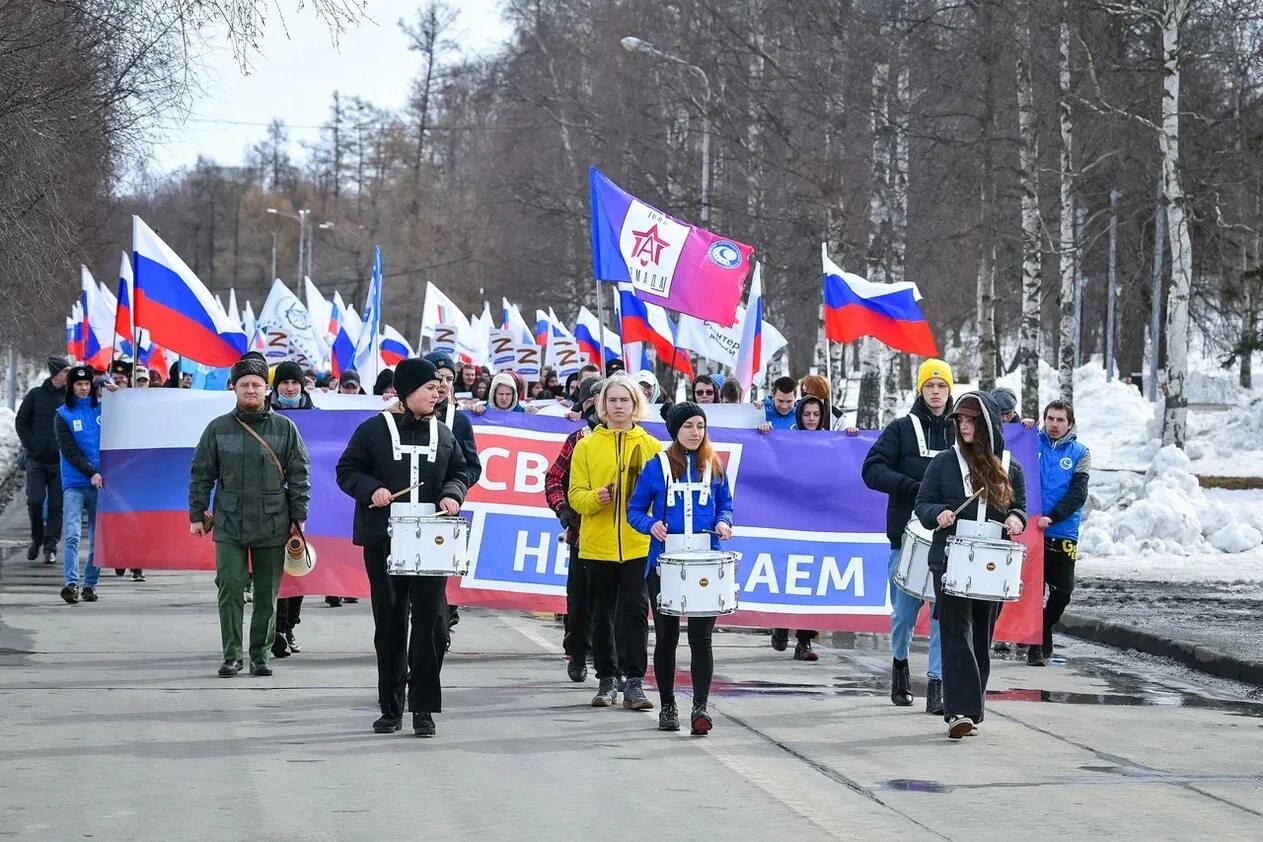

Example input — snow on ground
[0,407,20,480]
[986,361,1263,581]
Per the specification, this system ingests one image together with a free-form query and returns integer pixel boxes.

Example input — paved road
[3,502,1263,840]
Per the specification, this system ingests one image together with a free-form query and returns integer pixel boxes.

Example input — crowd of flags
[66,170,938,395]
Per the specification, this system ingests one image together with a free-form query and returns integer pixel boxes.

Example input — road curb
[1058,611,1263,688]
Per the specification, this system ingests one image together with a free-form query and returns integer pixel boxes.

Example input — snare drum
[942,534,1026,602]
[894,520,936,601]
[656,551,739,617]
[386,509,469,576]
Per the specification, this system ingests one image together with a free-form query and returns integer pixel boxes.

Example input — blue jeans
[888,549,941,679]
[63,487,100,588]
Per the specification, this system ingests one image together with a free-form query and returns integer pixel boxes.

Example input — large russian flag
[590,166,753,327]
[133,216,247,367]
[822,245,938,357]
[617,283,694,377]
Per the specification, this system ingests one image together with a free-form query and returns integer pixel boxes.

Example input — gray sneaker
[591,676,618,707]
[622,678,654,710]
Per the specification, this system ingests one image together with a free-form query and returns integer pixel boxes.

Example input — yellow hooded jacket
[568,423,663,562]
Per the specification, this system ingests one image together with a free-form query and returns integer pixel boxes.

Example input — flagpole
[595,279,606,369]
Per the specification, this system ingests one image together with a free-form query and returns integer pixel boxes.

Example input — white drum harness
[658,451,713,555]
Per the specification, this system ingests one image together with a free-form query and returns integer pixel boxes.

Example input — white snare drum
[942,535,1026,602]
[656,551,738,617]
[895,520,936,601]
[386,511,469,576]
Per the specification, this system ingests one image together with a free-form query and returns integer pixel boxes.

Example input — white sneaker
[947,716,975,740]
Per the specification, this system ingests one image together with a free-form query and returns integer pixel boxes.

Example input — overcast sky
[145,0,510,179]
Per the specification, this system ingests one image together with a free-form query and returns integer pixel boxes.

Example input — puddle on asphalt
[987,687,1263,717]
[883,779,955,793]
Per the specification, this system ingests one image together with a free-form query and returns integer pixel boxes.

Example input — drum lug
[680,564,687,580]
[680,595,686,613]
[387,525,394,538]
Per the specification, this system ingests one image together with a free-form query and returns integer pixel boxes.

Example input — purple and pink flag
[590,166,753,327]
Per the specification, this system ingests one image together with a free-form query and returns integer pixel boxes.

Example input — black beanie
[373,368,395,396]
[393,357,440,401]
[423,351,457,375]
[230,355,269,385]
[48,356,70,377]
[274,360,305,386]
[662,401,706,441]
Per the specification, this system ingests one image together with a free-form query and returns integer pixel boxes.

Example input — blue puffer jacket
[1038,427,1091,542]
[762,395,797,430]
[54,396,102,491]
[627,450,734,577]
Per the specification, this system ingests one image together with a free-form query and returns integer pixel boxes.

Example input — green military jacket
[188,406,311,548]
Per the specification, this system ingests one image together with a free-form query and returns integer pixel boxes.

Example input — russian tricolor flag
[617,283,694,377]
[822,245,938,357]
[380,324,414,367]
[329,293,357,378]
[133,216,247,367]
[732,263,764,396]
[81,266,115,371]
[114,252,134,349]
[575,307,619,366]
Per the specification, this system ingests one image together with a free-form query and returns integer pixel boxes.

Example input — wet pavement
[4,495,1263,839]
[1070,576,1263,681]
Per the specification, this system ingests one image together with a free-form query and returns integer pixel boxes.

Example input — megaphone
[284,535,317,577]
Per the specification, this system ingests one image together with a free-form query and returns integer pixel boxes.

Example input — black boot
[925,678,944,715]
[1026,646,1048,667]
[891,658,913,706]
[372,715,402,734]
[413,712,436,737]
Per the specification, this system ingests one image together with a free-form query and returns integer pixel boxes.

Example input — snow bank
[1079,445,1263,556]
[0,407,21,480]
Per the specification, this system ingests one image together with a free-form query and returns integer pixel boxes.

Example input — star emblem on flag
[629,224,670,267]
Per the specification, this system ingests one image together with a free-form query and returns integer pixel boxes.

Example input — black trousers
[773,628,818,644]
[933,570,998,722]
[364,546,448,717]
[25,458,62,551]
[562,545,595,664]
[648,572,716,705]
[1043,538,1077,646]
[275,596,303,635]
[586,557,648,680]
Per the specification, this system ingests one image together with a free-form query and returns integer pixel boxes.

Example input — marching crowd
[15,348,1089,741]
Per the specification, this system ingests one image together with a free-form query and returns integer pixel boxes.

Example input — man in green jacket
[189,354,311,678]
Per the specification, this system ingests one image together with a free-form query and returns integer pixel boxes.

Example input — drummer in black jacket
[914,391,1026,740]
[336,357,468,738]
[859,358,954,714]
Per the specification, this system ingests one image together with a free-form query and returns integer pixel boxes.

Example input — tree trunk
[1016,1,1043,419]
[1057,7,1076,402]
[975,0,998,391]
[1159,0,1192,447]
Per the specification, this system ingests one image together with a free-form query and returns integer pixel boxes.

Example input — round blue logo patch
[707,241,743,270]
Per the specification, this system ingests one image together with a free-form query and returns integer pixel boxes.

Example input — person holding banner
[188,355,311,679]
[799,375,843,431]
[691,375,719,404]
[335,357,468,737]
[859,358,954,715]
[914,391,1027,740]
[568,374,662,710]
[55,365,103,604]
[269,361,314,659]
[423,351,483,638]
[544,376,606,683]
[628,402,733,735]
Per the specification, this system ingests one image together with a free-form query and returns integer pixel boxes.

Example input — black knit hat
[574,377,604,412]
[373,368,394,396]
[230,355,269,385]
[48,356,70,377]
[274,360,305,386]
[423,351,457,375]
[662,401,706,441]
[393,357,440,401]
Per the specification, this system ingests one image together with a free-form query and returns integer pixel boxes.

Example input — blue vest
[1038,430,1087,541]
[56,399,102,490]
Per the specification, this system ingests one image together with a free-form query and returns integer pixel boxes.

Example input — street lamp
[621,36,712,223]
[267,207,311,282]
[308,221,334,279]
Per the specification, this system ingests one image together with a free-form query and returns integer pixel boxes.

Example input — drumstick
[369,482,425,508]
[936,491,984,528]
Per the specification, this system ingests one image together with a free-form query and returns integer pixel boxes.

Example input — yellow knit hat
[916,358,954,393]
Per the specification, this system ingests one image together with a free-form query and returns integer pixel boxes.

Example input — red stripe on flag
[824,305,939,356]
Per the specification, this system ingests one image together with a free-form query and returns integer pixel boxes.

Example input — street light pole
[621,36,712,224]
[270,231,277,282]
[267,207,311,284]
[309,221,334,279]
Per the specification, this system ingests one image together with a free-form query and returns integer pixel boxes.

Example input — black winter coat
[438,399,482,489]
[861,396,955,548]
[16,378,66,463]
[336,407,468,546]
[914,391,1028,572]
